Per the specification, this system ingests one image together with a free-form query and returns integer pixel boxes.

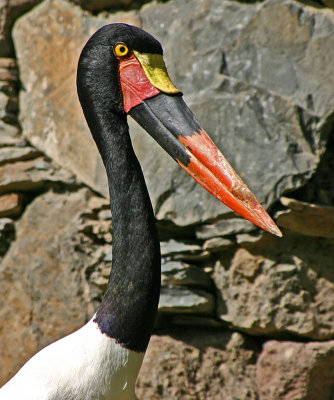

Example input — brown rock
[0,58,18,81]
[0,0,43,57]
[0,218,14,257]
[257,340,334,400]
[0,156,76,194]
[0,193,23,217]
[13,0,140,197]
[203,237,234,252]
[0,120,20,137]
[0,132,23,146]
[161,260,213,290]
[0,145,41,165]
[159,287,215,316]
[322,0,334,8]
[0,188,92,385]
[70,0,134,13]
[137,330,260,400]
[213,232,334,340]
[277,196,334,238]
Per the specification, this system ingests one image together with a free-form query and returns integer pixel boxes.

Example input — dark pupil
[120,46,126,53]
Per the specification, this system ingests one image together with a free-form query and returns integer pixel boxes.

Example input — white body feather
[0,318,144,400]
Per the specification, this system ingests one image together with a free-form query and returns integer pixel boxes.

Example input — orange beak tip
[268,224,283,238]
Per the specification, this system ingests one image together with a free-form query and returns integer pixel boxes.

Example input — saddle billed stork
[0,24,281,400]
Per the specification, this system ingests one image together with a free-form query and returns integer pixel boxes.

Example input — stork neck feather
[77,51,161,352]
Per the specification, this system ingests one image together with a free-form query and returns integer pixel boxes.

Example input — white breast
[0,318,144,400]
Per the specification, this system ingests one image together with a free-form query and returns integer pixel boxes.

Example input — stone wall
[0,0,334,398]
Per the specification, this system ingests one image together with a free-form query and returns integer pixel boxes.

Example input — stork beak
[118,52,282,237]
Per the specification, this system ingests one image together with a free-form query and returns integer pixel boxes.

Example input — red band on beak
[178,130,282,237]
[119,54,160,113]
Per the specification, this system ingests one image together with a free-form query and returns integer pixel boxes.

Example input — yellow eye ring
[114,43,129,58]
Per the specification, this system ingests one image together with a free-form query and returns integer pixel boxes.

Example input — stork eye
[114,43,130,58]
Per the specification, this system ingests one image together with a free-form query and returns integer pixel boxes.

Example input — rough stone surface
[257,340,334,400]
[220,0,334,118]
[0,189,91,385]
[161,261,213,291]
[0,218,14,257]
[159,287,215,316]
[195,217,255,239]
[0,193,23,217]
[0,156,78,194]
[137,330,260,400]
[141,0,334,118]
[160,240,203,257]
[13,0,139,198]
[214,232,334,340]
[276,196,334,238]
[70,0,135,12]
[0,145,41,165]
[0,57,20,136]
[0,1,43,57]
[0,58,18,81]
[13,0,331,227]
[203,237,234,253]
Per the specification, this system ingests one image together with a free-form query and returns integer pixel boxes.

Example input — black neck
[77,48,161,352]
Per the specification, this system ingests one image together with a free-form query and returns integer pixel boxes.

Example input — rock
[160,239,210,262]
[80,219,112,243]
[13,0,329,228]
[98,209,112,220]
[0,119,20,137]
[13,0,139,199]
[87,195,110,212]
[159,286,215,316]
[161,260,213,291]
[136,0,330,226]
[102,246,113,262]
[0,58,19,134]
[0,156,78,194]
[161,239,202,257]
[257,340,334,400]
[168,315,223,328]
[90,273,108,291]
[0,132,23,146]
[0,145,41,165]
[0,188,92,385]
[322,0,334,8]
[196,217,255,239]
[131,76,321,226]
[70,0,134,13]
[276,196,334,238]
[236,232,263,244]
[203,237,234,252]
[0,217,14,256]
[213,232,334,340]
[0,0,43,57]
[219,0,334,117]
[137,330,260,400]
[0,58,18,81]
[0,193,23,217]
[0,58,20,139]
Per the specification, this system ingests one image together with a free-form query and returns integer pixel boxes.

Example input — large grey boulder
[213,232,334,340]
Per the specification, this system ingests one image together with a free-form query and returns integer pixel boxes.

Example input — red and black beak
[117,51,282,237]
